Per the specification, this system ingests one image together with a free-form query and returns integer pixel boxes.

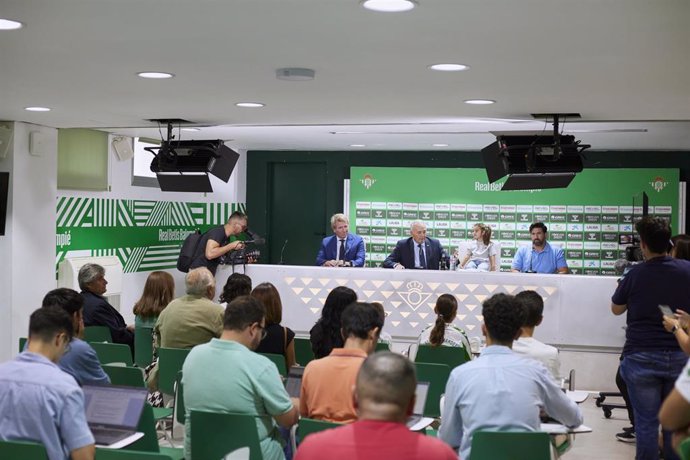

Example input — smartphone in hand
[659,304,675,317]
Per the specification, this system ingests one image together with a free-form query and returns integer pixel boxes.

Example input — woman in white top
[409,294,471,360]
[460,223,498,271]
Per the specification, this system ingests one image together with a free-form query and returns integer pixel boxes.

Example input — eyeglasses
[256,323,267,340]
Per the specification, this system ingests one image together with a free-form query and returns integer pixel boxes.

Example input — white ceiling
[2,0,690,151]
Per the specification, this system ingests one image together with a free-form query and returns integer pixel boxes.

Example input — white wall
[0,129,247,361]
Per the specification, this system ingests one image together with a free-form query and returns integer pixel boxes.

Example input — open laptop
[285,366,305,398]
[82,384,148,447]
[406,381,431,429]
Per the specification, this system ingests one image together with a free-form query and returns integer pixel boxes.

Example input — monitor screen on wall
[0,172,8,235]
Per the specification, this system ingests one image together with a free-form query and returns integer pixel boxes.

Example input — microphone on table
[278,239,288,265]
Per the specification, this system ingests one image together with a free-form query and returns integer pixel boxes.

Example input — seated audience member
[512,290,561,380]
[459,223,498,271]
[371,302,392,350]
[310,286,358,359]
[132,271,175,328]
[295,352,457,460]
[42,288,110,386]
[315,213,366,267]
[251,282,296,368]
[383,221,444,270]
[79,263,134,351]
[409,293,471,361]
[219,272,252,305]
[301,302,383,423]
[612,217,690,460]
[439,293,582,460]
[183,296,299,460]
[670,234,690,259]
[0,307,95,460]
[660,358,690,454]
[511,222,568,274]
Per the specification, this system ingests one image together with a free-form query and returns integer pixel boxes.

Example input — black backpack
[177,229,203,272]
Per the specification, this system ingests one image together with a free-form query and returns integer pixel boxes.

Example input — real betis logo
[360,174,377,190]
[650,176,668,193]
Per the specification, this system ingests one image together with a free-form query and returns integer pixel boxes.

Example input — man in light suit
[383,221,444,270]
[316,213,366,267]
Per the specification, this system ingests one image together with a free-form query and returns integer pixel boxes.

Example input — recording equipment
[278,239,289,265]
[243,229,266,245]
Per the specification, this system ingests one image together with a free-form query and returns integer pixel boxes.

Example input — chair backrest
[96,448,172,460]
[680,437,690,460]
[0,439,48,460]
[90,342,133,366]
[158,347,191,396]
[258,352,287,377]
[413,362,451,417]
[84,325,113,343]
[297,418,340,442]
[190,410,262,460]
[126,403,161,453]
[414,344,470,369]
[18,337,27,353]
[470,431,551,460]
[294,337,315,366]
[174,371,186,424]
[375,341,390,352]
[134,326,154,368]
[102,365,146,387]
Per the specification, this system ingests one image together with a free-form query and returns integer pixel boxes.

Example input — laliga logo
[360,174,377,190]
[396,280,433,312]
[650,176,668,193]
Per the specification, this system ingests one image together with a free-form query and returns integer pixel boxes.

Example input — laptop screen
[413,381,430,416]
[285,366,305,398]
[82,385,148,429]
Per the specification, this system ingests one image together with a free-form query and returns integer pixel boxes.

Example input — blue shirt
[59,338,110,386]
[439,346,582,460]
[611,256,690,355]
[0,352,94,460]
[511,242,567,273]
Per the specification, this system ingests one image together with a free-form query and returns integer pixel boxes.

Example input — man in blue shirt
[0,307,95,460]
[439,293,582,460]
[511,222,568,274]
[42,288,110,386]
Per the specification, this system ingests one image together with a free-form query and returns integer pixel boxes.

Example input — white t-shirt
[512,336,561,380]
[408,323,471,361]
[675,358,690,403]
[465,241,498,263]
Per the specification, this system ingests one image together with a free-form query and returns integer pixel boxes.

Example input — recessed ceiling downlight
[181,128,201,132]
[349,144,366,148]
[235,102,265,108]
[464,99,495,105]
[137,72,174,79]
[429,63,469,72]
[362,0,417,12]
[432,143,449,147]
[25,106,51,112]
[0,19,23,30]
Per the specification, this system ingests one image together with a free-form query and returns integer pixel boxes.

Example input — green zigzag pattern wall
[56,197,245,273]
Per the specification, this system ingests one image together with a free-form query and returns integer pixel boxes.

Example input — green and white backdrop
[56,197,245,272]
[349,167,681,275]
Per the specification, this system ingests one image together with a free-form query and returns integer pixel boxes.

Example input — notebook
[285,366,305,398]
[82,384,148,447]
[406,381,430,428]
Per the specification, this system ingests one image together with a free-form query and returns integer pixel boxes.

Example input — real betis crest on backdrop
[56,197,245,273]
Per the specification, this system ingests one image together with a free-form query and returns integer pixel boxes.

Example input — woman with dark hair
[671,235,690,260]
[409,293,471,360]
[219,273,252,305]
[309,286,358,359]
[251,282,296,368]
[133,271,175,327]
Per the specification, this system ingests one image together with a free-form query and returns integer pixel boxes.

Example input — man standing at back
[439,293,582,460]
[190,211,248,275]
[511,222,568,274]
[0,307,95,460]
[383,221,444,270]
[295,352,457,460]
[183,296,299,460]
[300,302,383,423]
[316,213,366,267]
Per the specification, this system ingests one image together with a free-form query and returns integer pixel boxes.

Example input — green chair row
[84,325,113,343]
[414,344,471,369]
[0,439,176,460]
[134,326,155,368]
[91,342,133,366]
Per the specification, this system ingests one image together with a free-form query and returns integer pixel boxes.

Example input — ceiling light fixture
[25,106,51,112]
[464,99,496,105]
[0,19,23,30]
[362,0,417,12]
[181,128,201,132]
[349,144,366,148]
[137,71,174,79]
[432,143,449,147]
[235,102,265,108]
[429,63,469,72]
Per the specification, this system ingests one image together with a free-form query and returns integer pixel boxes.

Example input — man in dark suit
[383,221,444,270]
[316,213,366,267]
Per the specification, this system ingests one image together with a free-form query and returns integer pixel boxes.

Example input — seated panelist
[383,221,444,270]
[316,213,366,267]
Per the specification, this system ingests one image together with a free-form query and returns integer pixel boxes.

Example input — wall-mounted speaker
[112,136,134,161]
[29,131,47,156]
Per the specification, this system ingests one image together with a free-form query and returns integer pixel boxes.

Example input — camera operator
[611,217,690,460]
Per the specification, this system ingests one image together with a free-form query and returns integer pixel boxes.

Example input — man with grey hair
[315,213,366,267]
[295,352,456,460]
[80,263,134,351]
[383,221,444,270]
